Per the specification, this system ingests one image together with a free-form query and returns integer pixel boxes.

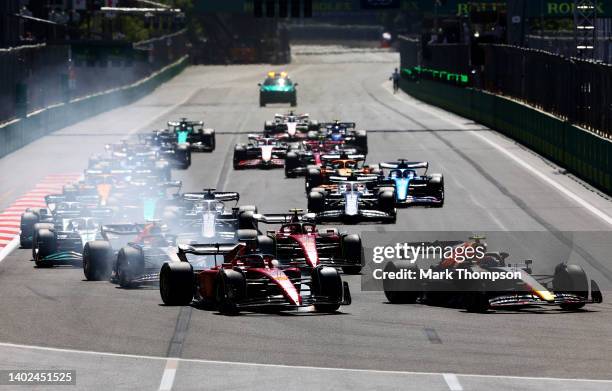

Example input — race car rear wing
[101,223,144,237]
[182,190,240,203]
[177,242,244,266]
[321,122,356,129]
[320,153,366,161]
[252,209,316,224]
[380,161,429,171]
[45,194,100,206]
[329,175,380,183]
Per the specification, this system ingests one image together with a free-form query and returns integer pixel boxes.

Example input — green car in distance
[259,71,297,107]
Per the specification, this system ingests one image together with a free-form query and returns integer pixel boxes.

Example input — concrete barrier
[0,55,188,159]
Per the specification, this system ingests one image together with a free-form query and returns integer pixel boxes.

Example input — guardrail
[0,55,188,159]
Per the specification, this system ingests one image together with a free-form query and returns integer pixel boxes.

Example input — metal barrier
[482,44,612,139]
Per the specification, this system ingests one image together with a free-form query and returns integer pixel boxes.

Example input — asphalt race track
[0,47,611,391]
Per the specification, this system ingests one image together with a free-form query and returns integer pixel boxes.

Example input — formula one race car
[382,236,604,312]
[307,176,396,223]
[319,121,368,154]
[162,189,258,243]
[254,209,363,274]
[81,222,178,287]
[379,160,444,207]
[304,152,380,192]
[259,72,297,107]
[284,140,350,178]
[32,212,112,267]
[161,118,215,152]
[20,193,101,248]
[233,135,289,169]
[159,242,351,314]
[137,134,191,169]
[263,111,319,139]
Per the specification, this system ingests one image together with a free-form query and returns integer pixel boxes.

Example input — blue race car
[379,160,444,207]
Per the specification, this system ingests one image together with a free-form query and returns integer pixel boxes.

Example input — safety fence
[399,61,612,195]
[0,55,188,159]
[482,44,612,139]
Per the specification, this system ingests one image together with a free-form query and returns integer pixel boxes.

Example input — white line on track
[0,237,18,258]
[0,341,611,385]
[158,359,178,391]
[385,82,612,228]
[443,373,463,390]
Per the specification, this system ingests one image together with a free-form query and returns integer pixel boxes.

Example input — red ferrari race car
[254,209,363,274]
[382,236,603,312]
[233,135,289,169]
[159,242,351,314]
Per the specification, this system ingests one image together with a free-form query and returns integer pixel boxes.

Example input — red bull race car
[383,236,603,312]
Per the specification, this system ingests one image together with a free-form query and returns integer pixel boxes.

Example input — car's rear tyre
[464,280,490,313]
[307,191,325,214]
[160,262,194,305]
[285,152,299,178]
[34,228,56,267]
[216,270,246,315]
[117,247,145,288]
[20,211,39,248]
[553,263,588,310]
[383,261,419,304]
[83,241,113,281]
[305,168,322,192]
[341,234,362,274]
[233,145,247,170]
[312,266,342,313]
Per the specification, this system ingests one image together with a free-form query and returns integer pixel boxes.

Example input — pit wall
[400,78,612,195]
[0,55,188,159]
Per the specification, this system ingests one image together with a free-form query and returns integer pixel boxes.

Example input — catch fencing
[482,44,612,139]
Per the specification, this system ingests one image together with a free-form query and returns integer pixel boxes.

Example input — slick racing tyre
[238,205,258,230]
[256,235,275,257]
[34,228,56,267]
[378,190,396,222]
[305,168,322,192]
[312,266,343,313]
[341,234,363,274]
[176,145,191,169]
[83,241,113,281]
[355,130,368,154]
[20,211,39,248]
[233,145,247,169]
[383,261,420,304]
[307,190,325,213]
[285,152,299,178]
[117,247,145,288]
[429,174,444,207]
[464,279,490,313]
[553,263,588,310]
[160,262,194,306]
[216,269,246,315]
